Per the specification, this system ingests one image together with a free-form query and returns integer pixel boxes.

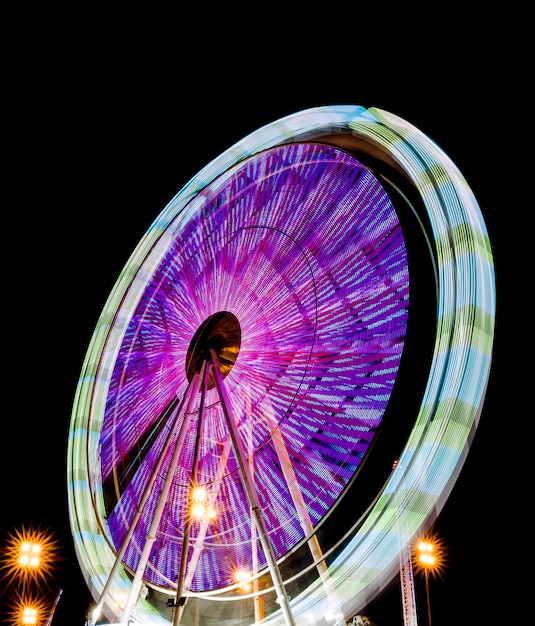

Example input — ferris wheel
[67,105,495,626]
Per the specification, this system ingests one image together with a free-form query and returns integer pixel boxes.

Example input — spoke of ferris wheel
[172,360,210,625]
[268,416,345,626]
[245,415,262,623]
[179,374,341,624]
[210,348,296,626]
[92,373,199,623]
[255,394,343,625]
[121,366,204,623]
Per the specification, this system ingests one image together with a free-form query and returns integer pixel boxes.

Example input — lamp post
[1,525,60,626]
[416,540,435,626]
[413,533,446,626]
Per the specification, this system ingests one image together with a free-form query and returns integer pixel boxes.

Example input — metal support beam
[92,387,191,623]
[172,362,210,625]
[210,349,296,626]
[122,369,203,623]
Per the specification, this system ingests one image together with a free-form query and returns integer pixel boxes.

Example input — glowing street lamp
[21,606,38,625]
[19,541,42,569]
[8,592,49,626]
[1,525,60,589]
[1,526,62,626]
[413,533,447,626]
[417,541,434,626]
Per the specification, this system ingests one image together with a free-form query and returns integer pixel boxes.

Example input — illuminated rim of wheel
[67,105,495,624]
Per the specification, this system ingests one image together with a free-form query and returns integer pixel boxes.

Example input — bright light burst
[234,569,252,592]
[0,525,61,588]
[6,589,50,626]
[412,531,448,581]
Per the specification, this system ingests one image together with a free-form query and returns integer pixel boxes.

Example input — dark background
[2,8,523,626]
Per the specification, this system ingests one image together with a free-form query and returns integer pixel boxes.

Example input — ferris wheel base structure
[68,105,495,626]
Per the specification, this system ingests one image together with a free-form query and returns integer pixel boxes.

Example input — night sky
[2,10,521,626]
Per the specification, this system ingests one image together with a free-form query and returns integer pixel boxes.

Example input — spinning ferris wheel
[67,105,495,626]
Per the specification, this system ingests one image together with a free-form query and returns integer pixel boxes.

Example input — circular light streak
[67,105,495,624]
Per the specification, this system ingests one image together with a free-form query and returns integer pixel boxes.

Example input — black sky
[2,9,523,626]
